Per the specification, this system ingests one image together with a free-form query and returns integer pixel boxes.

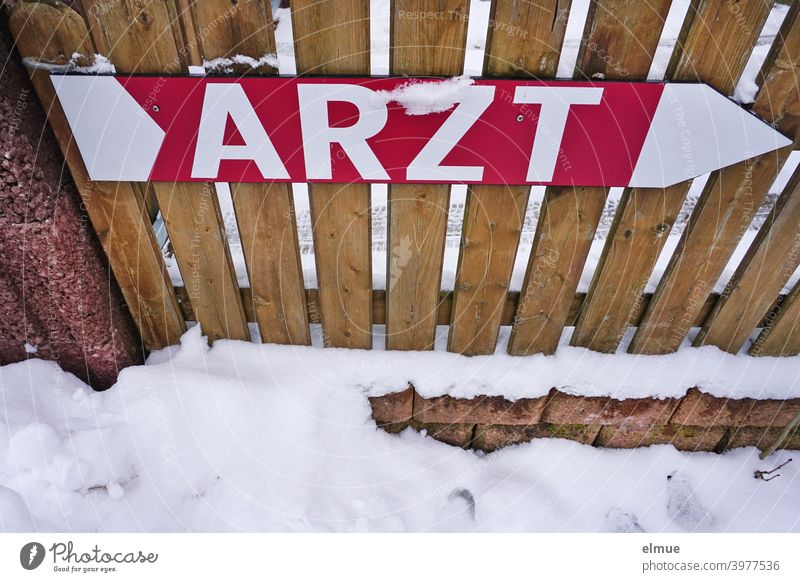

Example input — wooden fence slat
[752,0,800,147]
[695,165,800,351]
[751,281,800,356]
[570,0,680,353]
[448,0,573,355]
[695,2,800,354]
[510,0,665,356]
[628,0,778,355]
[231,183,311,345]
[449,186,529,354]
[84,0,250,342]
[571,184,687,351]
[188,0,277,74]
[575,0,673,79]
[385,0,467,351]
[509,186,607,355]
[189,1,310,345]
[292,0,372,348]
[9,2,186,351]
[484,0,571,78]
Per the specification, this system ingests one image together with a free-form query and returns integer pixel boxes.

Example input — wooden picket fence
[8,0,800,361]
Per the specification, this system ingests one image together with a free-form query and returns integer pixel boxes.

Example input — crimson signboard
[52,75,790,188]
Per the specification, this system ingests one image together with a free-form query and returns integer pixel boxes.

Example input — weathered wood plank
[292,0,372,348]
[386,184,450,350]
[575,0,672,79]
[695,2,800,353]
[385,0,467,350]
[449,186,529,354]
[189,0,278,74]
[509,186,607,355]
[751,280,800,356]
[449,0,575,355]
[190,1,310,345]
[572,184,687,351]
[752,0,800,145]
[484,0,571,78]
[570,0,680,353]
[666,0,775,91]
[175,286,769,330]
[9,1,185,350]
[85,0,250,342]
[696,163,800,352]
[629,0,777,355]
[509,0,669,355]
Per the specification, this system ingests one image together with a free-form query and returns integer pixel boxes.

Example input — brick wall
[370,388,800,453]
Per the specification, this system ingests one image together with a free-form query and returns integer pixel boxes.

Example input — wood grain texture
[86,0,249,342]
[291,0,370,74]
[696,165,800,352]
[569,0,679,353]
[449,186,529,354]
[292,0,373,348]
[386,1,467,350]
[232,183,310,345]
[386,184,450,350]
[750,279,800,356]
[629,153,785,354]
[576,0,673,79]
[155,183,249,341]
[81,0,187,74]
[484,0,571,77]
[189,1,309,344]
[9,1,185,350]
[628,0,783,355]
[390,0,469,75]
[571,184,687,351]
[509,186,608,355]
[507,2,611,356]
[174,286,774,330]
[450,0,580,355]
[667,0,775,94]
[752,0,800,145]
[694,5,800,353]
[189,0,278,74]
[307,184,373,348]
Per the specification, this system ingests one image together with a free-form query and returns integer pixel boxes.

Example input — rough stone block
[671,388,800,427]
[369,387,414,424]
[594,424,726,451]
[540,391,679,426]
[414,393,549,425]
[472,423,601,452]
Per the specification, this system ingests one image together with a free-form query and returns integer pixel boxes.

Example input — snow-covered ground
[1,327,798,532]
[161,0,799,303]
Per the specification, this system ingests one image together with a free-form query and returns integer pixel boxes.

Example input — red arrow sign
[52,75,791,187]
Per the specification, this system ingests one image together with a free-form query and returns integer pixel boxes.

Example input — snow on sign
[51,74,791,187]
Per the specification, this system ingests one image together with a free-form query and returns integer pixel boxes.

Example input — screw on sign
[52,75,790,188]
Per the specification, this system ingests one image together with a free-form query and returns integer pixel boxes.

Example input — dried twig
[754,458,792,481]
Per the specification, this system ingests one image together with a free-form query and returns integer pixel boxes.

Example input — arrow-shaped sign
[52,75,791,187]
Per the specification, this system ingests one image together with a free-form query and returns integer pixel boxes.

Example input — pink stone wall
[0,19,142,389]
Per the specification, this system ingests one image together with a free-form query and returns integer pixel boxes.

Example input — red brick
[724,425,800,451]
[473,423,601,452]
[594,424,725,451]
[369,387,414,424]
[671,389,800,427]
[414,392,549,425]
[540,391,679,427]
[422,423,475,448]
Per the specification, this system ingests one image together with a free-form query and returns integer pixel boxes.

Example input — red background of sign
[119,77,664,186]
